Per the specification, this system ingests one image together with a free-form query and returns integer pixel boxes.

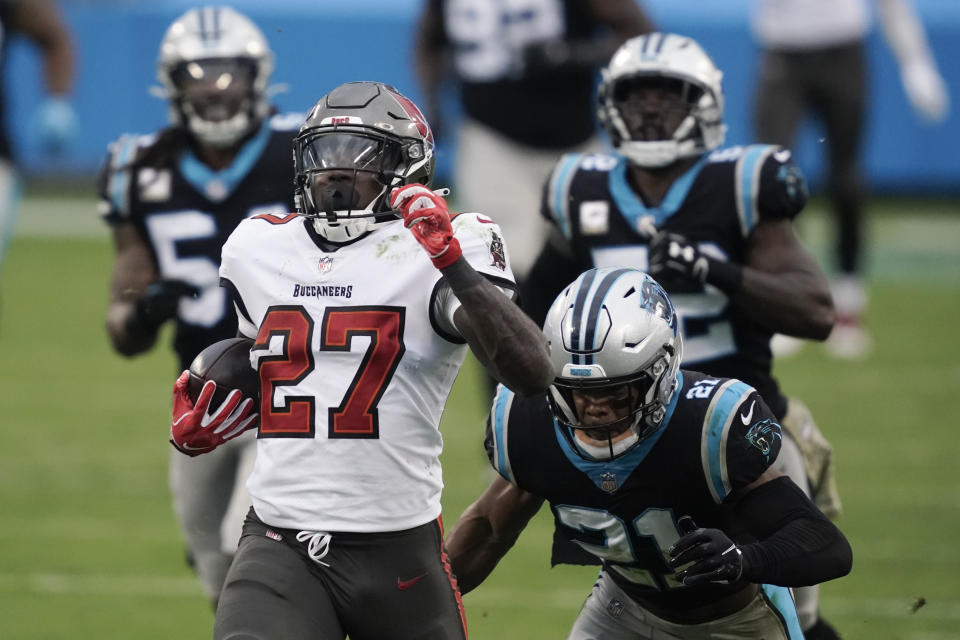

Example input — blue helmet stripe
[198,7,209,42]
[569,268,597,363]
[584,268,632,352]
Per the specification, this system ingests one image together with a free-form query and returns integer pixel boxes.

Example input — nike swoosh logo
[397,574,427,590]
[741,401,755,425]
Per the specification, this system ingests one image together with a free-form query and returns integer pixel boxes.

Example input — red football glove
[169,370,258,457]
[390,184,462,269]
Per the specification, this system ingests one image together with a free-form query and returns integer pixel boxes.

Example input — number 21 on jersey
[253,305,406,439]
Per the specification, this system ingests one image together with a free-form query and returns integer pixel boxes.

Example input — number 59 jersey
[486,369,783,612]
[221,212,516,532]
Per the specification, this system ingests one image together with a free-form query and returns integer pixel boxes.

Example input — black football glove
[668,517,749,586]
[129,279,200,332]
[648,231,743,294]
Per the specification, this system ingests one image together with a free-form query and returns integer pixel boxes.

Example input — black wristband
[705,258,744,294]
[124,301,163,339]
[439,256,484,294]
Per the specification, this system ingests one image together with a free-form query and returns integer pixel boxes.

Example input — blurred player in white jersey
[167,81,553,639]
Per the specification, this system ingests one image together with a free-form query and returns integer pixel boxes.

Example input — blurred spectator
[0,0,77,275]
[751,0,949,359]
[414,0,654,287]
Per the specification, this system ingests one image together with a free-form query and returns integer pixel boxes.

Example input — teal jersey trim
[609,154,708,229]
[736,144,777,235]
[549,154,582,237]
[762,583,805,639]
[178,120,273,203]
[553,372,684,493]
[702,380,753,503]
[491,384,516,484]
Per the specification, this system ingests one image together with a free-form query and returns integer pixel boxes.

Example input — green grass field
[1,192,958,639]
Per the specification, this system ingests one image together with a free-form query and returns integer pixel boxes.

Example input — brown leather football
[187,337,260,410]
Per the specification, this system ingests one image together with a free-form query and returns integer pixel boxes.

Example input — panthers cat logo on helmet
[598,33,726,168]
[543,267,683,460]
[293,82,436,242]
[156,6,275,147]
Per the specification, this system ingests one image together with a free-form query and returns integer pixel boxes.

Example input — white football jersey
[220,212,515,532]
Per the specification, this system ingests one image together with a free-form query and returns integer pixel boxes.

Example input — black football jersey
[486,370,783,612]
[539,145,808,418]
[430,0,603,148]
[98,112,301,369]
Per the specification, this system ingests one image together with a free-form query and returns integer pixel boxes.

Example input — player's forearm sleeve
[735,477,852,586]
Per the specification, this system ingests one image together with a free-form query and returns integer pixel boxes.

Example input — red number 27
[255,305,405,439]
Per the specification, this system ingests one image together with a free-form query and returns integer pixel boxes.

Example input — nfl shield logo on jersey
[318,256,334,274]
[601,472,618,493]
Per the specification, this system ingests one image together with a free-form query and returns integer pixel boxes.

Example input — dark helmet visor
[297,132,404,176]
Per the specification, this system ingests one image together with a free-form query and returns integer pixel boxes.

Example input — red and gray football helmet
[294,82,436,242]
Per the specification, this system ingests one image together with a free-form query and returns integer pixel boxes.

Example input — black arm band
[123,302,162,340]
[439,256,485,294]
[735,477,852,586]
[705,258,744,294]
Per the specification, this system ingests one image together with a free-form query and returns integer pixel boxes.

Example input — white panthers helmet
[543,267,683,460]
[157,6,274,147]
[598,33,726,168]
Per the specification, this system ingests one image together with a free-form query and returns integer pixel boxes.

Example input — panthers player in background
[168,81,552,640]
[0,0,77,307]
[447,267,852,639]
[100,6,300,607]
[414,0,654,285]
[523,34,842,638]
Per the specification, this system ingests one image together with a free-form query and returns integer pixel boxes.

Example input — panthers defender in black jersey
[99,7,298,607]
[447,268,851,639]
[524,34,842,635]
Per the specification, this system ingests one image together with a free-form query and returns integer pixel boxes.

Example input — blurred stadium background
[1,1,957,639]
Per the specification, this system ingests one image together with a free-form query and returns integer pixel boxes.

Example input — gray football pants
[567,571,803,639]
[169,429,257,604]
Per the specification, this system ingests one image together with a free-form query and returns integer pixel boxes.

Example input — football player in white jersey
[168,81,553,640]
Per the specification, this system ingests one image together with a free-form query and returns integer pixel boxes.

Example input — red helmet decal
[389,90,433,144]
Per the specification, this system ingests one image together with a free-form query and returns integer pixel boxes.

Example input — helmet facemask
[294,128,430,242]
[548,356,672,461]
[605,75,720,168]
[169,57,262,147]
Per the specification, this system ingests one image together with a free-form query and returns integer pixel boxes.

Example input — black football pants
[754,41,867,276]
